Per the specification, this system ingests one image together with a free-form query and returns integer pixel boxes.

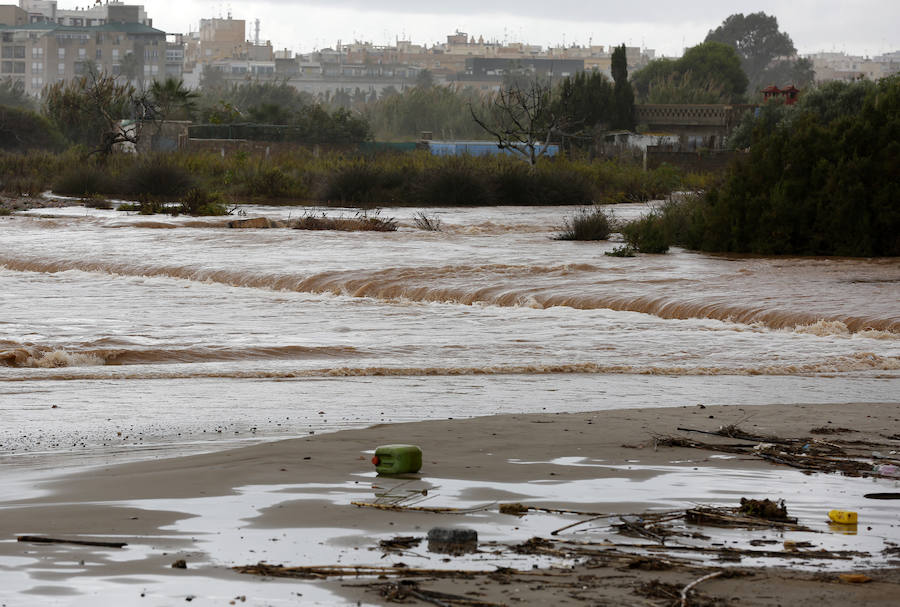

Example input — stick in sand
[551,514,608,536]
[17,535,127,548]
[680,571,723,607]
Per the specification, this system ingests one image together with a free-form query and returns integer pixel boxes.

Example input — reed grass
[292,210,398,232]
[554,207,614,241]
[0,148,704,208]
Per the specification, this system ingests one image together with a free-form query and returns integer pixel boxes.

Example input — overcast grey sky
[144,1,898,57]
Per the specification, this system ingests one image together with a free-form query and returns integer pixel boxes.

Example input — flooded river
[1,203,898,468]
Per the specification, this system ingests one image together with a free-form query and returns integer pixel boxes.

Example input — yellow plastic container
[828,510,858,525]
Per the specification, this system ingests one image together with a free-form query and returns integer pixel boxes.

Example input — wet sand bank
[2,401,899,605]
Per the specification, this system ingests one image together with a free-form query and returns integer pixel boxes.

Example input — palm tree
[148,77,198,123]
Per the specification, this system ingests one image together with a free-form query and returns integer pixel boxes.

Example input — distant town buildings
[0,2,165,96]
[0,2,896,99]
[805,51,900,83]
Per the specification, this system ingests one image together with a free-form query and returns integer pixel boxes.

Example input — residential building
[806,51,900,82]
[0,15,166,95]
[19,0,152,27]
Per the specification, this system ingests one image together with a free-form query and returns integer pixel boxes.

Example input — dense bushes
[0,106,66,153]
[2,147,700,208]
[620,76,900,257]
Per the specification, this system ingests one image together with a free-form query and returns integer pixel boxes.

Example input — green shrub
[120,155,195,198]
[238,165,304,199]
[531,163,594,205]
[321,162,394,204]
[0,106,66,152]
[417,157,493,205]
[672,75,900,256]
[492,161,532,204]
[52,165,113,196]
[179,188,228,216]
[622,212,671,253]
[554,207,613,241]
[605,244,637,257]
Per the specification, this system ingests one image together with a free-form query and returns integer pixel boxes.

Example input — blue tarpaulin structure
[425,140,559,158]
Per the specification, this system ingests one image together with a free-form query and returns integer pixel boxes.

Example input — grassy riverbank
[0,148,710,209]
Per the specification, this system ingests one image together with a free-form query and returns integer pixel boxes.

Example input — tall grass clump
[416,156,493,205]
[292,209,397,231]
[120,155,195,198]
[52,165,114,196]
[554,207,613,241]
[412,211,442,231]
[531,161,594,205]
[236,164,307,200]
[320,162,401,204]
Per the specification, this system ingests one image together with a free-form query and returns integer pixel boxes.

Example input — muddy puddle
[4,457,897,605]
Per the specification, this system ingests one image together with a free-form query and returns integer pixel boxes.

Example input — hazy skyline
[139,1,898,58]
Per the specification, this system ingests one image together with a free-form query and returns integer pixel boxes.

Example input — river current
[1,203,898,469]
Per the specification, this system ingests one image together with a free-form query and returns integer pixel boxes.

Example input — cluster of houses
[0,1,659,98]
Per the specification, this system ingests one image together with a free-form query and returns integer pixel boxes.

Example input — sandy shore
[2,401,899,605]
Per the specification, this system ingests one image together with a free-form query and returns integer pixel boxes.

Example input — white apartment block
[806,51,900,83]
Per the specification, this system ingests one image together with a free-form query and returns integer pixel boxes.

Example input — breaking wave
[2,353,898,380]
[0,344,362,368]
[2,255,897,334]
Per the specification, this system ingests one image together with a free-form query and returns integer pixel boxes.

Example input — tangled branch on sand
[234,563,567,580]
[649,425,900,478]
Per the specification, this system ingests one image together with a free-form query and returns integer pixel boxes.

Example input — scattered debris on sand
[645,425,900,478]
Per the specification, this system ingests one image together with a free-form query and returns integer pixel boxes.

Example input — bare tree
[469,78,565,166]
[43,65,152,156]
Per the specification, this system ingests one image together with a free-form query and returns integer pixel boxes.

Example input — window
[58,62,64,73]
[78,48,86,58]
[32,47,44,58]
[96,48,102,60]
[1,33,11,43]
[13,62,25,74]
[58,48,65,58]
[31,61,42,72]
[13,46,25,59]
[112,49,119,60]
[1,61,11,73]
[31,76,42,88]
[1,47,11,59]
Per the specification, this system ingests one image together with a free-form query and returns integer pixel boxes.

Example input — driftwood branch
[235,563,568,579]
[680,571,723,607]
[351,501,492,514]
[17,535,127,548]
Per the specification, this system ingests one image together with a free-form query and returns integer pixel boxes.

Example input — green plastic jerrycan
[372,444,422,475]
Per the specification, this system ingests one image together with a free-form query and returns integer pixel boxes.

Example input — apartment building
[19,0,151,27]
[806,51,900,83]
[0,14,166,95]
